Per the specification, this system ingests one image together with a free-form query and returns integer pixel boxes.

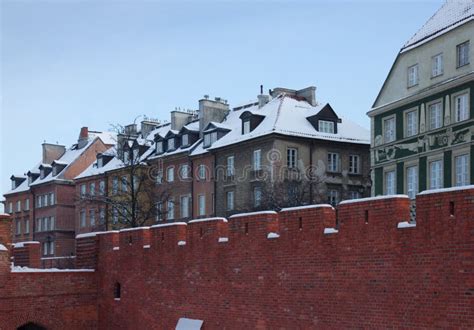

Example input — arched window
[114,282,121,300]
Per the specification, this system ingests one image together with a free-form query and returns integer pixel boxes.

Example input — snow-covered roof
[192,95,369,155]
[401,1,474,53]
[90,131,117,145]
[75,148,124,180]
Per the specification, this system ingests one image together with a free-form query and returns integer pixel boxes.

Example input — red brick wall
[89,188,473,329]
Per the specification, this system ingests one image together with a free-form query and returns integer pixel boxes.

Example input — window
[49,241,55,255]
[406,166,418,199]
[198,195,206,216]
[114,282,121,300]
[167,167,174,182]
[8,202,12,214]
[243,120,251,134]
[37,196,42,208]
[210,132,218,144]
[36,218,41,232]
[204,134,211,147]
[112,207,118,224]
[90,183,96,196]
[112,176,118,195]
[132,175,139,191]
[383,117,395,143]
[132,148,139,162]
[90,210,96,226]
[349,155,360,174]
[454,93,469,122]
[156,202,163,221]
[156,170,163,184]
[97,157,103,168]
[167,199,174,220]
[43,242,48,256]
[120,176,127,192]
[227,156,235,176]
[180,165,191,179]
[327,153,340,172]
[431,53,443,77]
[182,134,189,146]
[428,102,443,130]
[99,180,105,195]
[156,141,163,154]
[80,210,86,227]
[429,160,443,190]
[407,64,419,87]
[226,191,234,211]
[24,219,29,234]
[24,199,29,211]
[198,164,206,180]
[254,187,262,207]
[349,191,360,200]
[457,41,470,68]
[80,184,86,197]
[328,190,339,206]
[99,208,106,224]
[385,170,396,195]
[405,109,418,137]
[49,193,55,205]
[253,150,261,170]
[123,150,129,164]
[43,195,48,207]
[50,216,55,231]
[44,217,49,231]
[15,219,21,235]
[180,196,190,218]
[287,148,297,168]
[16,200,21,212]
[455,154,469,186]
[318,120,334,133]
[168,138,175,150]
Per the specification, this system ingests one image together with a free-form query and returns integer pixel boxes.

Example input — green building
[368,1,474,199]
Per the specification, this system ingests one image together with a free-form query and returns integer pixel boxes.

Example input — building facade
[368,2,474,199]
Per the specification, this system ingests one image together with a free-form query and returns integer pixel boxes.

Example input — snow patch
[176,317,203,330]
[12,241,40,248]
[143,245,151,249]
[280,204,334,212]
[324,228,339,235]
[151,222,187,229]
[11,265,94,273]
[339,195,409,205]
[178,241,186,246]
[120,226,150,232]
[0,244,7,251]
[397,221,417,229]
[113,247,120,251]
[267,232,280,239]
[229,210,277,219]
[188,217,228,224]
[417,185,474,196]
[76,231,108,239]
[218,237,229,243]
[41,256,75,260]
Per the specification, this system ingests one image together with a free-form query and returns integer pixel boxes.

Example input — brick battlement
[1,188,473,329]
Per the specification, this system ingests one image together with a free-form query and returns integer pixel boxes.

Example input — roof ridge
[272,95,286,131]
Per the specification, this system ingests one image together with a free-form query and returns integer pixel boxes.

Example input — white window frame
[121,176,128,192]
[349,191,360,200]
[167,199,174,220]
[203,134,211,147]
[180,195,190,218]
[404,108,418,137]
[407,64,419,87]
[198,194,206,216]
[405,165,418,199]
[80,184,86,197]
[155,202,163,221]
[15,219,21,235]
[287,148,297,169]
[453,91,469,123]
[24,199,29,211]
[168,138,175,150]
[383,115,396,144]
[167,167,174,182]
[198,164,206,180]
[327,152,340,173]
[429,158,443,190]
[156,141,163,154]
[427,100,443,130]
[180,164,190,179]
[328,189,339,206]
[349,155,360,174]
[24,219,29,234]
[16,200,21,212]
[254,187,262,207]
[112,176,118,195]
[431,53,443,77]
[457,41,470,68]
[243,120,251,134]
[226,156,235,177]
[318,120,334,133]
[99,180,105,195]
[182,134,189,146]
[90,209,96,226]
[80,210,86,227]
[454,153,469,187]
[253,149,261,171]
[384,169,396,195]
[226,191,234,211]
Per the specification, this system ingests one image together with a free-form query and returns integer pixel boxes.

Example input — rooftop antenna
[260,84,263,95]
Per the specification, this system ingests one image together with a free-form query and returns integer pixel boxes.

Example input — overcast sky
[1,0,444,210]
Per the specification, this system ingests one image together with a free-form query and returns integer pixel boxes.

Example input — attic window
[204,131,217,148]
[132,148,139,162]
[156,141,163,154]
[243,120,250,134]
[318,120,334,133]
[97,157,103,168]
[168,138,175,151]
[182,134,189,147]
[123,150,130,164]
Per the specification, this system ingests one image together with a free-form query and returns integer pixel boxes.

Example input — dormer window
[318,120,334,133]
[182,134,189,147]
[156,141,163,154]
[168,138,175,150]
[11,180,15,190]
[203,131,218,148]
[132,148,139,162]
[123,150,130,164]
[97,157,103,168]
[243,120,250,134]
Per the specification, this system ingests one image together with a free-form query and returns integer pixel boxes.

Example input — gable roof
[401,1,474,53]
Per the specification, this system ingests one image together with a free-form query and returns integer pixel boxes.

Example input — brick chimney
[42,143,66,164]
[77,126,89,149]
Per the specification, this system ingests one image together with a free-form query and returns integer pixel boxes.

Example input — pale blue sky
[1,0,443,207]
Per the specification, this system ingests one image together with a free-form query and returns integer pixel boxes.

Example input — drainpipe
[309,142,314,204]
[190,158,194,219]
